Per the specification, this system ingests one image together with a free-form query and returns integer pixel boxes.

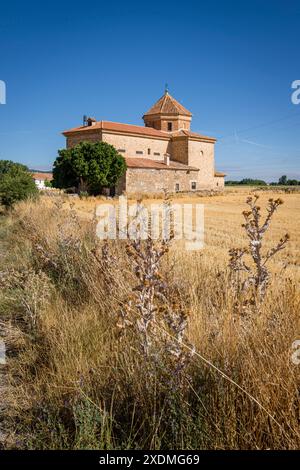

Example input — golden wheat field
[0,187,299,450]
[71,187,300,281]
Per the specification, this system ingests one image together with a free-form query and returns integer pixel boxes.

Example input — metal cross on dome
[165,83,169,94]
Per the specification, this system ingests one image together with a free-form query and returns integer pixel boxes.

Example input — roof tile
[63,120,216,141]
[32,172,53,180]
[125,157,198,171]
[143,92,192,117]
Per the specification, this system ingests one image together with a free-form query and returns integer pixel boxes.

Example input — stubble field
[72,186,300,281]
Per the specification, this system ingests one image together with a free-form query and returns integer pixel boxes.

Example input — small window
[136,151,143,155]
[175,183,180,192]
[118,149,125,153]
[216,182,219,187]
[167,122,173,132]
[191,181,197,190]
[154,152,160,156]
[148,148,151,155]
[200,150,204,156]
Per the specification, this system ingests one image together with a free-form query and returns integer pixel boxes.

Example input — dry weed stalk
[229,195,289,304]
[22,199,84,278]
[0,268,52,330]
[117,194,194,388]
[162,290,195,377]
[91,240,119,290]
[125,235,170,357]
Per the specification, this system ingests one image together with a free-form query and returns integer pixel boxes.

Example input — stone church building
[63,91,225,194]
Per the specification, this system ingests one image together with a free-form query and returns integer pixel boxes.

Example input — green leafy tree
[0,160,38,208]
[52,141,127,194]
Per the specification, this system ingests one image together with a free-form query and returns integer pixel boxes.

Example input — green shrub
[0,160,38,208]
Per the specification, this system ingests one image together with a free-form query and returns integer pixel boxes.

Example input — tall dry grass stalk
[0,194,299,450]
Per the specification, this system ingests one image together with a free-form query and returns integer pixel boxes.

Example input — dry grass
[0,188,299,449]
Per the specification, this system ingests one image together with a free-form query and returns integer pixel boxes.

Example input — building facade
[63,91,225,194]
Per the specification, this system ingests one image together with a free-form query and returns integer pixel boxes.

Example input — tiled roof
[215,171,226,177]
[32,172,53,180]
[172,129,217,141]
[125,157,198,171]
[63,120,216,141]
[144,92,192,117]
[63,121,170,139]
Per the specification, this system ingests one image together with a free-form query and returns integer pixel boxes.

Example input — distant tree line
[225,178,267,186]
[270,175,300,186]
[225,175,300,186]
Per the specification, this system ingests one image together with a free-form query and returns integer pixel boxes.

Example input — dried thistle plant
[124,235,170,357]
[117,194,193,388]
[229,195,290,304]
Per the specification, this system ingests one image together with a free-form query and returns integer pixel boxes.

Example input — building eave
[102,129,170,141]
[142,112,192,120]
[125,157,199,171]
[63,121,171,141]
[171,134,217,143]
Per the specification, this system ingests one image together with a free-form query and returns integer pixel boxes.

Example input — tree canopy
[52,141,127,194]
[277,175,299,186]
[0,160,38,208]
[0,159,29,176]
[278,175,287,185]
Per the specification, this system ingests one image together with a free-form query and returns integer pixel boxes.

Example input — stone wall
[171,137,189,165]
[144,114,191,132]
[66,131,102,148]
[123,168,199,194]
[67,130,172,161]
[188,139,215,189]
[214,176,225,189]
[102,132,171,160]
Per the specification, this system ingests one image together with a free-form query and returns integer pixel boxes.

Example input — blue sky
[0,0,299,181]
